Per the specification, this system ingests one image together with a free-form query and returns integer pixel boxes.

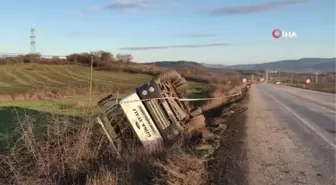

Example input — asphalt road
[257,83,336,182]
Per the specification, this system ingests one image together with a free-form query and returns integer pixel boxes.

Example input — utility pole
[89,55,93,105]
[316,71,319,84]
[265,69,269,82]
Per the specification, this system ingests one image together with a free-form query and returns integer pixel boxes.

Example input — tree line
[0,51,133,65]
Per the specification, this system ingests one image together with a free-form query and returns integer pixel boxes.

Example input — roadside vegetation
[0,84,247,185]
[272,72,335,94]
[0,50,248,185]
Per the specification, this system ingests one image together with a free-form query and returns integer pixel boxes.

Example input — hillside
[206,67,242,77]
[312,61,336,71]
[231,58,336,71]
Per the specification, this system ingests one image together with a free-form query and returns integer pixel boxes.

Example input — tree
[125,54,133,62]
[326,73,336,83]
[66,53,80,62]
[100,51,113,62]
[116,53,133,62]
[23,53,41,63]
[116,54,123,62]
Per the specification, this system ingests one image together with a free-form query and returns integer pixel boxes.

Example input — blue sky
[0,0,335,64]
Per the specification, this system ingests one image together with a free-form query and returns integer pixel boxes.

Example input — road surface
[244,83,336,185]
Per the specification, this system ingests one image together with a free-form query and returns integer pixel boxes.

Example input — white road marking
[266,93,336,150]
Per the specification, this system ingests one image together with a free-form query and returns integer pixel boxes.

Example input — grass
[0,63,206,96]
[0,110,208,185]
[188,81,205,90]
[0,96,101,113]
[0,92,212,185]
[0,79,240,185]
[0,63,208,153]
[0,60,245,185]
[0,64,152,94]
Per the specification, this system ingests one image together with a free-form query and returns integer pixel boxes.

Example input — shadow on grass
[0,106,82,152]
[1,107,42,151]
[187,91,211,108]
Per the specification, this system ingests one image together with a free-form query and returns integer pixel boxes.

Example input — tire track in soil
[65,69,137,87]
[206,93,249,185]
[2,69,30,86]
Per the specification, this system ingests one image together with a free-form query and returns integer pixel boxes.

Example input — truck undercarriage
[96,70,206,156]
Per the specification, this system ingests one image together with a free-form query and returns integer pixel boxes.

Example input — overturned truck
[96,70,207,155]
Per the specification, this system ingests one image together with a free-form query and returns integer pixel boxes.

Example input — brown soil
[206,90,249,185]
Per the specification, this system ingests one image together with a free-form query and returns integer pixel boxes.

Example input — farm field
[0,64,205,95]
[0,64,153,95]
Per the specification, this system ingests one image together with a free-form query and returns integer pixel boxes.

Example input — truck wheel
[155,70,188,93]
[200,127,216,141]
[185,114,206,132]
[190,107,203,117]
[175,80,188,93]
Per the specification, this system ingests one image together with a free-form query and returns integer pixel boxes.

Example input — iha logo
[272,29,297,39]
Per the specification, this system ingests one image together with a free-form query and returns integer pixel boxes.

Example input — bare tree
[116,53,133,62]
[101,51,113,62]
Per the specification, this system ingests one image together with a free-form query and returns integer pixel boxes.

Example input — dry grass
[201,82,244,112]
[0,109,109,185]
[153,147,207,185]
[0,106,209,185]
[86,168,118,185]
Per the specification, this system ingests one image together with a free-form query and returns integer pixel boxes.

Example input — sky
[0,0,335,64]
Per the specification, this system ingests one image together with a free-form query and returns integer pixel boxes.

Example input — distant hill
[312,61,336,71]
[145,60,204,70]
[145,61,241,76]
[231,58,336,72]
[145,61,206,72]
[146,60,203,68]
[201,63,227,68]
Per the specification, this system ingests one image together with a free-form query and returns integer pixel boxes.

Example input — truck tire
[190,107,203,117]
[185,114,206,132]
[200,127,216,141]
[155,70,188,93]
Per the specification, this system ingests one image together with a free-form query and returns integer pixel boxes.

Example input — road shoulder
[206,88,249,185]
[244,84,335,185]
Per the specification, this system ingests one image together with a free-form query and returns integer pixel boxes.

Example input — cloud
[119,43,233,50]
[210,0,309,16]
[104,0,153,10]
